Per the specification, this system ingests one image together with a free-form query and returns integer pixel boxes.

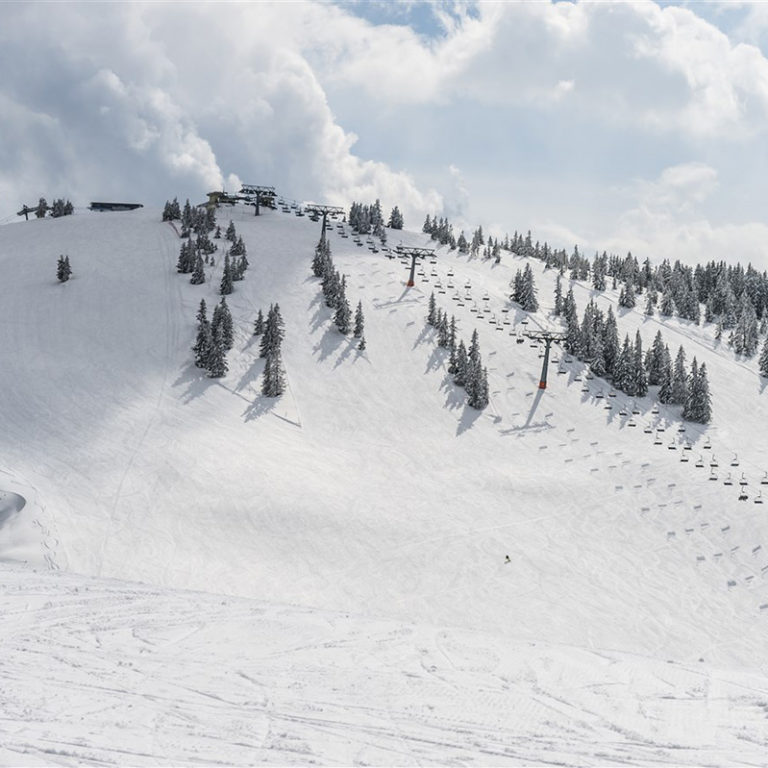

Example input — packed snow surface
[1,205,767,764]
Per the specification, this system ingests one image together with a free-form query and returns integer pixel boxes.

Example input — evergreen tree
[182,199,193,230]
[206,323,228,378]
[260,304,285,359]
[427,292,437,326]
[193,299,211,368]
[35,197,47,218]
[387,206,404,229]
[454,340,468,387]
[466,330,489,409]
[644,290,655,316]
[261,347,286,397]
[520,264,539,312]
[253,309,265,336]
[613,335,634,394]
[658,345,673,404]
[437,312,450,347]
[190,251,205,285]
[358,335,366,352]
[56,255,72,282]
[646,330,666,386]
[225,220,236,242]
[759,336,768,377]
[553,273,563,316]
[334,291,352,334]
[671,345,688,405]
[633,330,648,397]
[220,254,233,295]
[602,306,619,377]
[353,301,365,338]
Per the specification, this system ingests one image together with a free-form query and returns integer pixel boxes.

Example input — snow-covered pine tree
[564,289,581,357]
[353,301,365,338]
[659,288,674,317]
[261,347,286,397]
[56,255,72,282]
[206,324,228,378]
[253,309,265,336]
[758,336,768,377]
[427,292,437,326]
[220,254,233,295]
[334,290,352,334]
[633,330,648,397]
[670,345,688,405]
[644,290,656,316]
[181,199,193,230]
[521,264,539,312]
[613,335,634,395]
[453,340,468,386]
[682,358,698,421]
[646,330,666,386]
[358,335,367,352]
[553,273,563,316]
[465,330,488,409]
[259,304,285,359]
[437,312,450,348]
[225,220,236,243]
[387,205,404,230]
[602,306,619,377]
[190,252,205,285]
[658,345,673,404]
[193,299,211,368]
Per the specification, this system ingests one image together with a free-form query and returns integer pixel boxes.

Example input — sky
[3,0,768,267]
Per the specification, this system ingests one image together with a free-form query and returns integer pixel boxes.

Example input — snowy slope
[1,204,767,763]
[2,563,768,767]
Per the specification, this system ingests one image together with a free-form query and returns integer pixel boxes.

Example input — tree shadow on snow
[440,374,465,412]
[425,346,447,373]
[334,337,359,369]
[236,357,264,393]
[456,403,483,436]
[412,325,434,350]
[172,362,218,404]
[313,327,345,362]
[242,396,275,423]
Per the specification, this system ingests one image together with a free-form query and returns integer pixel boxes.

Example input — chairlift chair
[695,455,704,467]
[755,491,764,504]
[739,473,748,486]
[731,454,739,467]
[710,455,718,468]
[724,474,733,486]
[680,452,689,462]
[709,470,718,481]
[644,424,653,434]
[762,472,768,486]
[738,489,749,501]
[668,440,677,450]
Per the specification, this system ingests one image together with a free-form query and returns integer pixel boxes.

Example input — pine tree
[466,330,489,409]
[633,330,648,397]
[56,254,72,282]
[671,345,688,405]
[182,199,192,230]
[225,220,236,242]
[193,299,211,368]
[220,254,233,295]
[760,336,768,378]
[253,309,265,336]
[613,335,634,394]
[206,323,228,378]
[454,340,468,387]
[387,206,404,229]
[658,345,673,404]
[520,264,539,312]
[190,251,205,285]
[358,335,367,352]
[353,301,365,338]
[214,298,234,351]
[553,273,563,316]
[261,347,286,397]
[602,306,619,377]
[427,292,437,326]
[334,292,352,334]
[437,313,450,347]
[260,304,285,359]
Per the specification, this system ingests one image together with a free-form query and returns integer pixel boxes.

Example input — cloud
[0,2,441,220]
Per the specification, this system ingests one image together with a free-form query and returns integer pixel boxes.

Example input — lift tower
[396,245,435,287]
[239,185,275,216]
[524,330,567,390]
[304,204,344,243]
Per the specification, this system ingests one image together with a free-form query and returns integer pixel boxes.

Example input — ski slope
[1,204,767,763]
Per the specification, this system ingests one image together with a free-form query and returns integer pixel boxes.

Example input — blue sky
[3,1,768,267]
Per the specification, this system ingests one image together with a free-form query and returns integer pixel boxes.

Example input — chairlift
[628,419,637,428]
[644,424,653,434]
[557,367,567,375]
[503,318,511,326]
[489,316,497,325]
[680,452,688,462]
[695,455,704,467]
[585,372,594,380]
[731,454,739,467]
[677,425,686,433]
[651,405,660,415]
[755,491,764,505]
[447,270,454,277]
[516,336,525,343]
[710,455,718,468]
[581,384,590,393]
[482,294,490,301]
[521,318,529,325]
[656,426,666,433]
[683,441,692,451]
[738,489,749,501]
[703,437,712,450]
[608,391,617,398]
[632,405,641,415]
[709,470,718,481]
[501,307,510,313]
[574,374,582,382]
[565,357,573,363]
[595,390,605,399]
[668,440,677,450]
[465,282,472,289]
[483,306,492,314]
[654,435,663,445]
[724,473,733,486]
[739,473,748,487]
[762,471,768,486]
[619,409,628,416]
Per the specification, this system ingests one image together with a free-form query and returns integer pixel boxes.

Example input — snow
[1,204,767,764]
